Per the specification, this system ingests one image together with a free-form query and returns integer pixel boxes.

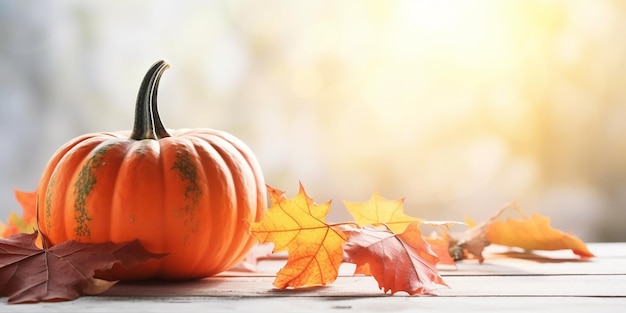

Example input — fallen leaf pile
[250,183,594,295]
[1,183,594,303]
[250,184,449,295]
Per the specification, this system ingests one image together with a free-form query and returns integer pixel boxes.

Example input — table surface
[1,242,624,312]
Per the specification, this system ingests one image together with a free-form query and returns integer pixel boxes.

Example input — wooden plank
[235,255,624,277]
[448,242,625,275]
[101,274,626,298]
[223,242,626,277]
[448,255,625,276]
[3,296,625,313]
[1,242,623,312]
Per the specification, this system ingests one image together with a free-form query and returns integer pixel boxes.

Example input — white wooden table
[2,243,625,312]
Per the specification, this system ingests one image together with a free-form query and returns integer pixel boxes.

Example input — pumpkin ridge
[73,144,112,238]
[108,141,143,240]
[196,136,247,265]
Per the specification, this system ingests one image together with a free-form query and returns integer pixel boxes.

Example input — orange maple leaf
[1,190,37,238]
[486,210,595,258]
[344,192,421,234]
[250,183,347,288]
[424,231,456,266]
[343,222,448,295]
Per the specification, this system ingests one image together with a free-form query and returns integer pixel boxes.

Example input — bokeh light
[1,0,625,241]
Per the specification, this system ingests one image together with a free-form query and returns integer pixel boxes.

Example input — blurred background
[1,0,625,242]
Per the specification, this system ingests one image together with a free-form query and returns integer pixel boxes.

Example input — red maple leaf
[342,222,448,295]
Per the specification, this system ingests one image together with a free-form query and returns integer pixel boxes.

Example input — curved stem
[130,60,171,140]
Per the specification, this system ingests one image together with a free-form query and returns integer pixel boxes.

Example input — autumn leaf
[267,184,287,207]
[250,183,347,288]
[343,222,448,295]
[344,192,421,234]
[344,192,457,266]
[1,190,37,238]
[0,231,166,304]
[0,212,35,239]
[449,204,594,262]
[486,210,595,258]
[14,189,36,221]
[424,231,456,267]
[448,214,495,263]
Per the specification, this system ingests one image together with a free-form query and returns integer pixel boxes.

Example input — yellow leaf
[266,184,287,207]
[250,183,346,288]
[486,212,594,258]
[344,192,421,234]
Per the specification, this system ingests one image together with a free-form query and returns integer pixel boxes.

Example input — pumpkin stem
[131,60,171,140]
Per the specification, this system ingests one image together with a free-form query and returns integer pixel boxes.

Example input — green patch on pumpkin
[171,150,203,238]
[72,144,111,238]
[171,150,202,204]
[44,175,55,232]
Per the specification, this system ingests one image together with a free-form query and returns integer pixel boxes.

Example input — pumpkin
[35,60,266,280]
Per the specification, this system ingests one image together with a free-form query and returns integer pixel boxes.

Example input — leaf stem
[327,221,360,228]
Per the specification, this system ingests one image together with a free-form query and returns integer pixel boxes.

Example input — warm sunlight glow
[3,0,625,241]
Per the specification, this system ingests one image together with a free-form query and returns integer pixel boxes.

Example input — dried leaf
[343,222,448,295]
[487,211,595,258]
[448,215,495,263]
[449,204,594,262]
[344,192,421,234]
[250,183,346,288]
[0,231,165,304]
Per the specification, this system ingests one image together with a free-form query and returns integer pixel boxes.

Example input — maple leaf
[250,183,347,288]
[1,190,37,238]
[344,193,457,266]
[0,231,165,304]
[343,222,448,295]
[344,192,421,234]
[267,184,287,207]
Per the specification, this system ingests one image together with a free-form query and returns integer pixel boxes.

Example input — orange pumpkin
[36,60,266,280]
